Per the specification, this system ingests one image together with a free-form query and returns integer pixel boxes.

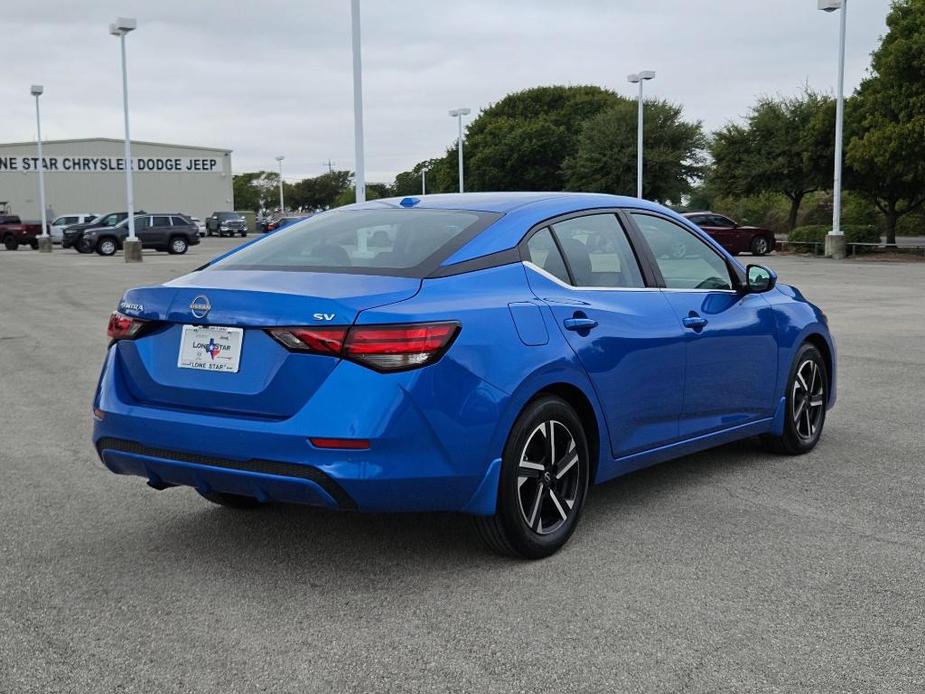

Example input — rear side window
[550,214,644,288]
[211,208,498,277]
[170,216,188,226]
[708,215,736,228]
[152,216,171,227]
[525,228,570,284]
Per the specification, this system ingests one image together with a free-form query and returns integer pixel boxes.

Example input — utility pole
[819,0,848,259]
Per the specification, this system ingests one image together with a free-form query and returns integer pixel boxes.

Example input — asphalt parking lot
[1,241,923,692]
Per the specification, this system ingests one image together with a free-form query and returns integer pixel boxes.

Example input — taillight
[267,327,347,354]
[344,323,459,371]
[107,311,148,340]
[267,321,460,372]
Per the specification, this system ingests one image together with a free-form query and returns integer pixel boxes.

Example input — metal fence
[778,240,925,257]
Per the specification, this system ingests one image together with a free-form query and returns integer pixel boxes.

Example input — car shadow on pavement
[111,438,778,575]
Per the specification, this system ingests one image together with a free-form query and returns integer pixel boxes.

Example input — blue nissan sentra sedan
[93,193,835,558]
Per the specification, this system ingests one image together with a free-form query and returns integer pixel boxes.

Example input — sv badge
[313,313,336,321]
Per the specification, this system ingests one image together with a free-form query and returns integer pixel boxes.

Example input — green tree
[233,171,289,212]
[392,158,444,196]
[289,170,353,210]
[845,0,925,245]
[332,182,391,207]
[465,85,623,191]
[563,99,705,204]
[711,90,834,231]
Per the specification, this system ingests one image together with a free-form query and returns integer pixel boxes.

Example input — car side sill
[595,418,774,484]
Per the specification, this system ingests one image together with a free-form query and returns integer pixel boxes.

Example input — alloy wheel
[171,238,187,253]
[99,239,116,256]
[753,237,769,255]
[792,359,825,442]
[516,420,582,535]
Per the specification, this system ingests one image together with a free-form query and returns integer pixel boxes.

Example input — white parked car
[50,213,98,244]
[190,217,207,237]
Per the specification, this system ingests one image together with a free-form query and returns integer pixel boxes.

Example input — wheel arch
[803,332,834,405]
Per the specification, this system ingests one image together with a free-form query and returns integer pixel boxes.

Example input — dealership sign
[0,156,221,173]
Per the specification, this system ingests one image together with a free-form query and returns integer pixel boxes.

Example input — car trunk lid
[113,270,420,418]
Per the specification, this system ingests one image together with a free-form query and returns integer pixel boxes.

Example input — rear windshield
[210,208,499,276]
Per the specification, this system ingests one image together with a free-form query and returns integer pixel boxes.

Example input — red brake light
[344,323,459,371]
[266,321,459,372]
[107,311,148,340]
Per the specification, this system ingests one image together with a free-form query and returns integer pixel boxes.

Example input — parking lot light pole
[820,0,848,259]
[627,71,655,199]
[421,168,426,195]
[275,156,285,212]
[110,17,140,263]
[31,85,51,253]
[448,108,470,193]
[351,0,366,204]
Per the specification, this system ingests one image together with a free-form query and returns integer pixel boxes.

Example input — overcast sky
[3,0,891,183]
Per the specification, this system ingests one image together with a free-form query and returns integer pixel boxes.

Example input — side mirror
[746,264,776,293]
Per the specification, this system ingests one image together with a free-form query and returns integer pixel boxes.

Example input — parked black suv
[82,213,201,256]
[205,211,247,237]
[62,211,145,252]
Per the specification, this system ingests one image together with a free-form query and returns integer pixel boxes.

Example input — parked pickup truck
[0,215,44,251]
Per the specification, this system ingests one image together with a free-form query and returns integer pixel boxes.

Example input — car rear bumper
[92,346,506,514]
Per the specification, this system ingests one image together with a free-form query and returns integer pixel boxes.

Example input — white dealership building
[0,138,233,222]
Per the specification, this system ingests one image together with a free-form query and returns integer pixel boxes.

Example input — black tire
[167,236,188,255]
[3,235,18,251]
[474,396,590,559]
[762,343,828,455]
[76,237,93,253]
[240,231,247,237]
[96,236,118,256]
[28,238,39,250]
[751,235,772,256]
[197,490,262,509]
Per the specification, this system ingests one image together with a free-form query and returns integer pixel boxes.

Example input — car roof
[352,191,658,214]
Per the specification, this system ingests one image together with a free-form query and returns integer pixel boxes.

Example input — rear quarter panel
[354,263,610,482]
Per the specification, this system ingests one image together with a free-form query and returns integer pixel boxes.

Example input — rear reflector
[267,321,460,372]
[107,311,149,340]
[309,437,370,450]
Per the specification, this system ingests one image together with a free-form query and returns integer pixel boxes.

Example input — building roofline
[0,137,231,154]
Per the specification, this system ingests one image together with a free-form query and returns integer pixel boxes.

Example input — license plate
[177,325,243,373]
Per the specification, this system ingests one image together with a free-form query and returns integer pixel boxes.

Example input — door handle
[682,314,708,331]
[563,317,598,331]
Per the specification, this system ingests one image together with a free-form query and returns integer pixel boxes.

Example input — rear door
[148,215,172,246]
[703,214,741,252]
[132,215,153,246]
[521,211,686,457]
[628,212,778,438]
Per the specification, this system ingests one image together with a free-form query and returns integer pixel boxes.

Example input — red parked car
[682,212,775,256]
